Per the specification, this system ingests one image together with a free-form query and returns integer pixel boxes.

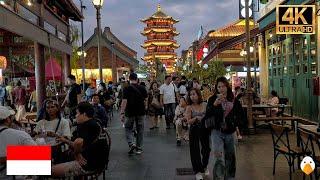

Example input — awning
[202,27,260,64]
[45,58,62,80]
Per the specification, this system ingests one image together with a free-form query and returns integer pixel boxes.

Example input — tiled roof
[209,19,255,38]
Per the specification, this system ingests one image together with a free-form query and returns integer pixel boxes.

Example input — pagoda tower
[141,4,180,73]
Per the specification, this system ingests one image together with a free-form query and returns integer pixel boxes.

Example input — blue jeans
[163,103,176,127]
[211,130,236,180]
[125,115,144,148]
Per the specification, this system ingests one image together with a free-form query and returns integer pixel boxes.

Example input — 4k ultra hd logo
[276,5,315,34]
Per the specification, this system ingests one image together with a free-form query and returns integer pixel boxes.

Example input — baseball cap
[0,106,15,120]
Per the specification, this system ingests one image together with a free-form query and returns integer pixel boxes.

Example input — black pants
[189,124,211,174]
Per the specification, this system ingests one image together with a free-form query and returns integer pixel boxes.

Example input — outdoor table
[298,124,319,136]
[34,136,65,164]
[242,104,293,117]
[19,119,37,134]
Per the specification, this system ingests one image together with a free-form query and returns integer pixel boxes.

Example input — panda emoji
[300,156,315,175]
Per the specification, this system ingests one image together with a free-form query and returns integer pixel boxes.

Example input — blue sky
[74,0,240,61]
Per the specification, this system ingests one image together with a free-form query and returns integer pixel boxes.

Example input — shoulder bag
[150,91,161,109]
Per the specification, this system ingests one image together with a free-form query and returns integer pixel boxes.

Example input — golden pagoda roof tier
[141,4,179,24]
[208,19,255,38]
[141,29,179,36]
[142,42,180,49]
[143,54,177,60]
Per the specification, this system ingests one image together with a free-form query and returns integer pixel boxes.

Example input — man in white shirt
[0,106,36,178]
[160,75,179,129]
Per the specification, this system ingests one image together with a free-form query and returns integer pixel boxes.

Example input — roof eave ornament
[157,4,161,11]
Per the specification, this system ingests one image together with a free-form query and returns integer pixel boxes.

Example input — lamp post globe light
[92,0,104,82]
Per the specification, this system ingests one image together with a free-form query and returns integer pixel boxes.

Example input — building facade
[72,27,138,85]
[0,0,82,110]
[258,0,319,121]
[141,4,180,73]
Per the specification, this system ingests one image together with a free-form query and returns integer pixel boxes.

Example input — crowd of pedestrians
[0,70,279,180]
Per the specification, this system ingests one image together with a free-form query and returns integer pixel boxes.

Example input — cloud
[76,0,239,60]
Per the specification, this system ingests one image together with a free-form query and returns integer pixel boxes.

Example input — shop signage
[276,5,315,34]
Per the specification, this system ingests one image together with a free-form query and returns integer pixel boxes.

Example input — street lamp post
[92,0,104,83]
[79,0,86,91]
[245,0,254,134]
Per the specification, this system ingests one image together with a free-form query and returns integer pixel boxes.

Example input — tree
[185,60,226,84]
[70,24,80,70]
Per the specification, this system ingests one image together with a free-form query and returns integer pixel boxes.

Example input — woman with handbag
[185,88,211,180]
[204,77,244,179]
[148,82,162,130]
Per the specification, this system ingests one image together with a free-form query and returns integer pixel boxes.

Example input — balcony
[143,27,177,32]
[144,39,177,44]
[144,51,177,57]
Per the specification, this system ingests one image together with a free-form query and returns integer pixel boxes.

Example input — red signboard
[313,76,320,96]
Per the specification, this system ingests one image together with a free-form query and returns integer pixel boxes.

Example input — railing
[16,3,39,25]
[144,52,176,56]
[144,39,177,44]
[258,0,285,19]
[0,1,68,43]
[144,27,176,32]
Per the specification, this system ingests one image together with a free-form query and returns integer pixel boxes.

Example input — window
[295,65,300,75]
[303,65,308,74]
[13,37,24,43]
[58,31,66,42]
[311,63,317,74]
[17,3,38,25]
[44,21,56,35]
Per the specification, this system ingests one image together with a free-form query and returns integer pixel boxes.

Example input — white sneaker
[195,172,204,180]
[204,168,210,176]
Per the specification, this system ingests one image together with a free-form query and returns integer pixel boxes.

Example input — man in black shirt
[52,102,103,177]
[62,75,81,120]
[120,73,148,155]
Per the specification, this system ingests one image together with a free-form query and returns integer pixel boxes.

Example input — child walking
[174,97,188,146]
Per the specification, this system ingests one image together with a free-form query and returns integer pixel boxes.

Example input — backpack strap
[54,118,62,134]
[0,127,7,134]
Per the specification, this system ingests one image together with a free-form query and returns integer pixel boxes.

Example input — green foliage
[136,64,148,73]
[184,60,226,84]
[70,24,80,69]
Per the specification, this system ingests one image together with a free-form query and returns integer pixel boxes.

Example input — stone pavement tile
[102,112,308,180]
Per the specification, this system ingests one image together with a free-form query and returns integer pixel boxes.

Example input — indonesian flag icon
[6,146,52,175]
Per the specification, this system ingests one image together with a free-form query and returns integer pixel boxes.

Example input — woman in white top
[267,90,279,117]
[35,100,71,139]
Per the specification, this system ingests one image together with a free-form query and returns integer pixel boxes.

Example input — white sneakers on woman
[195,168,210,180]
[195,173,204,180]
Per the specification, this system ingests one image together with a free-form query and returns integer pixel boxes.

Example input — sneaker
[176,139,181,146]
[135,148,143,155]
[204,168,210,176]
[195,172,204,180]
[155,126,159,128]
[128,144,136,155]
[237,135,243,140]
[150,126,156,130]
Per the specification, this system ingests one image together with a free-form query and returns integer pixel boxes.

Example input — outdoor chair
[309,133,320,180]
[277,98,289,117]
[297,128,314,180]
[270,123,304,180]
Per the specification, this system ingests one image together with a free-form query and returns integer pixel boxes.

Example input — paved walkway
[104,111,307,180]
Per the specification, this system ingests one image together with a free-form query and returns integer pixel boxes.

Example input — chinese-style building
[0,0,82,110]
[141,4,180,73]
[72,27,138,84]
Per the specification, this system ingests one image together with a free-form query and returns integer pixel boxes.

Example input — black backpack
[90,129,111,171]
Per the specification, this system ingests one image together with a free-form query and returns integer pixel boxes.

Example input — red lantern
[0,56,7,69]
